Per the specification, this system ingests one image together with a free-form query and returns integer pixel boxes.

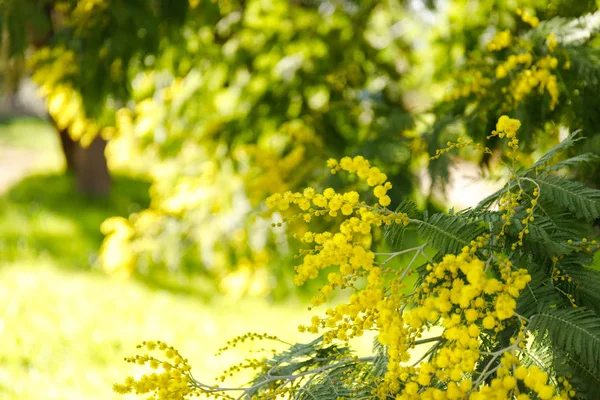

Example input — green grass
[0,261,326,399]
[0,173,151,268]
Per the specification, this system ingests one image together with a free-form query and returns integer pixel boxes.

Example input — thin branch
[189,356,377,399]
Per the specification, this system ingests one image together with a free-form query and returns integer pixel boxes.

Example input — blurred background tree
[1,0,189,194]
[2,0,600,297]
[96,0,424,296]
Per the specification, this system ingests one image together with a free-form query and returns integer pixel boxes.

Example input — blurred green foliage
[2,1,600,297]
[427,2,600,187]
[21,0,423,294]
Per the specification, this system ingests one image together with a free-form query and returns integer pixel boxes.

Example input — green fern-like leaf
[525,131,585,174]
[415,212,486,255]
[516,265,564,318]
[563,267,600,313]
[384,199,420,248]
[295,365,358,400]
[544,153,600,173]
[247,337,353,398]
[556,352,600,398]
[533,175,600,221]
[529,307,600,377]
[565,46,600,86]
[529,11,600,45]
[367,338,388,379]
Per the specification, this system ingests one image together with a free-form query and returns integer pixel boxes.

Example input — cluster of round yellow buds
[489,115,521,159]
[470,355,572,399]
[487,30,512,51]
[495,53,533,79]
[266,157,409,294]
[444,72,491,101]
[215,332,281,356]
[511,186,540,249]
[430,137,492,160]
[414,247,530,331]
[487,115,521,161]
[508,59,560,111]
[516,8,540,28]
[327,156,391,206]
[547,33,559,52]
[567,237,600,254]
[271,163,415,365]
[552,266,574,284]
[266,187,361,223]
[266,158,391,220]
[498,185,539,246]
[468,234,491,254]
[217,357,268,382]
[393,246,533,398]
[495,115,521,138]
[113,341,196,399]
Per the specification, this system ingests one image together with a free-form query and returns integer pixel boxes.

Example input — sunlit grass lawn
[0,261,324,399]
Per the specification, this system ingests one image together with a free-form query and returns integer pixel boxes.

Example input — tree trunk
[47,111,111,196]
[74,135,112,196]
[27,2,111,196]
[57,127,77,172]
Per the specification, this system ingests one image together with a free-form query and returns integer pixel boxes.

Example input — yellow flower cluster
[267,148,574,399]
[489,115,521,160]
[445,71,491,101]
[547,33,558,52]
[469,355,573,400]
[113,341,196,399]
[488,115,545,248]
[412,248,530,328]
[487,30,512,51]
[387,248,533,398]
[265,157,409,323]
[28,47,116,146]
[509,56,560,110]
[327,156,390,195]
[495,53,533,79]
[279,140,573,399]
[266,155,392,217]
[495,115,521,138]
[516,8,540,28]
[118,133,583,399]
